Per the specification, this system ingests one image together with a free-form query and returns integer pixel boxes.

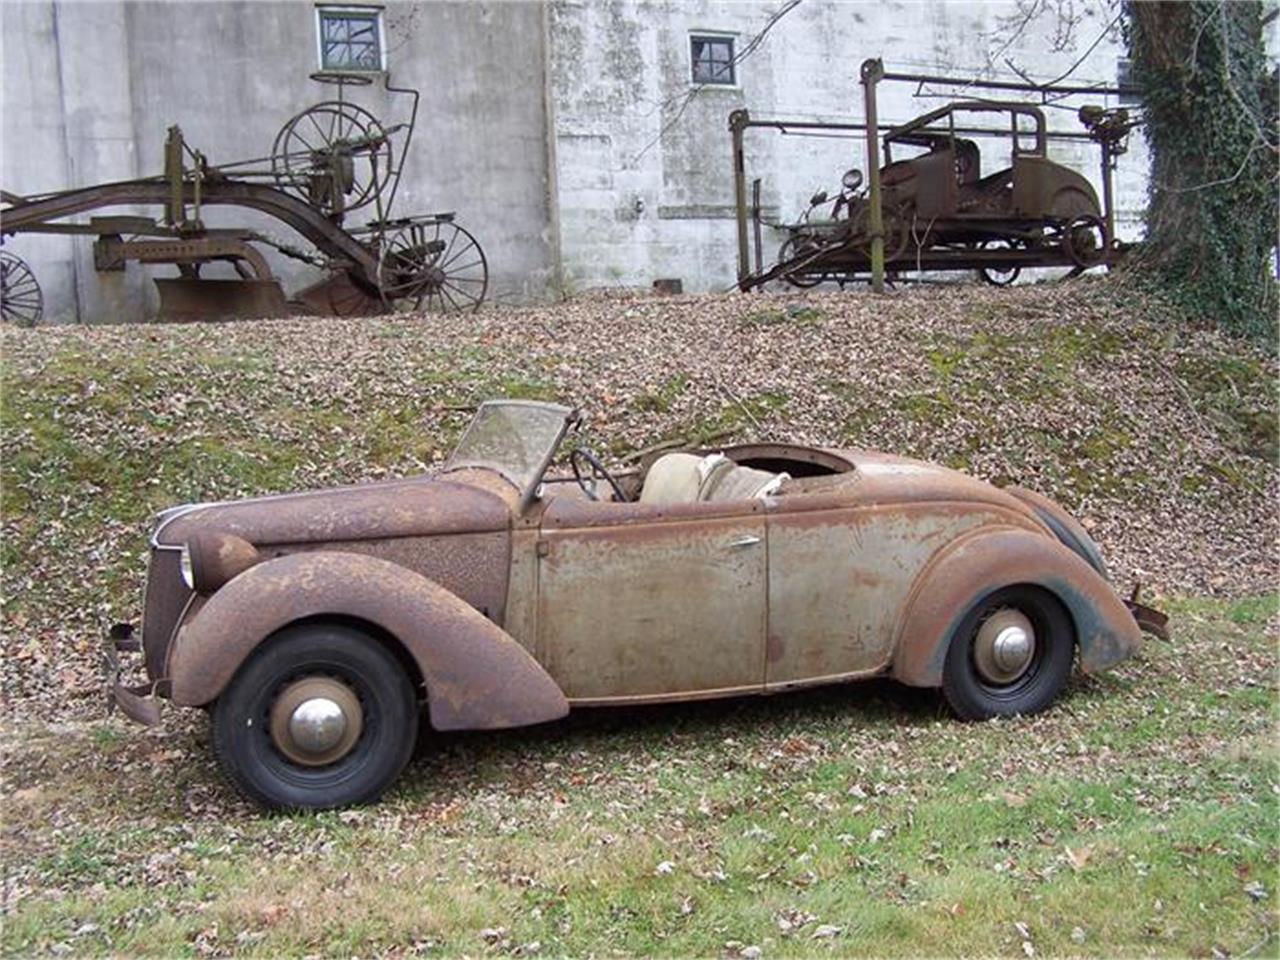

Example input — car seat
[639,453,788,504]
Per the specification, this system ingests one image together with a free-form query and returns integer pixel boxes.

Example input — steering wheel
[570,448,628,502]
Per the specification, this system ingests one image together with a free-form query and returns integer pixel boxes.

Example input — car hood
[155,474,511,547]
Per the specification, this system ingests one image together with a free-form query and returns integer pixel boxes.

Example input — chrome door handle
[728,535,761,548]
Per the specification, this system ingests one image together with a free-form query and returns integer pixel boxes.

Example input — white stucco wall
[2,0,556,322]
[6,0,1270,319]
[547,0,1151,294]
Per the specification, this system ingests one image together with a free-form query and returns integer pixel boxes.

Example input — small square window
[1116,57,1139,105]
[691,34,735,85]
[317,6,384,73]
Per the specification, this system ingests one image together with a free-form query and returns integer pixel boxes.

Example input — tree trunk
[1126,0,1278,342]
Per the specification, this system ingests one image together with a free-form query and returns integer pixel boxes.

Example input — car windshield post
[444,400,578,511]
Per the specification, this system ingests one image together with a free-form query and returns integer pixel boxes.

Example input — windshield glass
[445,400,576,495]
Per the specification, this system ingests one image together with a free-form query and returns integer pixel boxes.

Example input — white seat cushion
[640,452,787,504]
[638,453,704,504]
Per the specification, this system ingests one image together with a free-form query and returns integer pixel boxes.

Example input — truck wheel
[941,586,1074,720]
[212,622,418,811]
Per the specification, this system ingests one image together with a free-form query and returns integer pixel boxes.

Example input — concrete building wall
[6,0,1273,319]
[547,0,1151,294]
[2,0,555,322]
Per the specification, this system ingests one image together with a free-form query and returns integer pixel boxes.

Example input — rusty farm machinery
[733,60,1140,293]
[0,72,488,325]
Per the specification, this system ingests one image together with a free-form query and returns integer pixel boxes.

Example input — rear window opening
[732,456,842,478]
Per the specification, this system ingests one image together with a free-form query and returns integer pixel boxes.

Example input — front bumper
[104,624,162,726]
[1125,586,1170,641]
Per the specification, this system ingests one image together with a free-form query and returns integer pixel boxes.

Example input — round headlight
[184,532,262,594]
[842,168,863,191]
[179,545,195,590]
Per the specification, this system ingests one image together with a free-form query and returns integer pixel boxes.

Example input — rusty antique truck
[107,400,1165,810]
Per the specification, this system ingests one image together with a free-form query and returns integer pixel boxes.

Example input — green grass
[830,319,1274,499]
[633,374,690,414]
[2,598,1275,957]
[1,294,1276,956]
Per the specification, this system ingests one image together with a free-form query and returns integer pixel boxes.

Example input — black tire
[976,239,1022,287]
[212,622,418,811]
[941,585,1074,720]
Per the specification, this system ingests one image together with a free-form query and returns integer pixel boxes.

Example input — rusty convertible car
[106,400,1165,809]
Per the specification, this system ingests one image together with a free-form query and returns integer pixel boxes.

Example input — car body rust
[108,403,1158,741]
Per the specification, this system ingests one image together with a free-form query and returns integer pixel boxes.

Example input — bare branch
[631,0,804,164]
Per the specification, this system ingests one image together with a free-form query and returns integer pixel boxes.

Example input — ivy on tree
[1125,0,1278,343]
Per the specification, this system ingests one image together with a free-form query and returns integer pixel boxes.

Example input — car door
[763,495,996,688]
[763,498,886,688]
[535,498,767,702]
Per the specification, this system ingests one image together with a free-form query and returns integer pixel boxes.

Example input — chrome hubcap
[270,677,363,766]
[290,698,347,754]
[973,608,1036,685]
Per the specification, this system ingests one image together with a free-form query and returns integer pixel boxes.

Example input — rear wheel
[777,235,824,287]
[976,239,1022,287]
[941,585,1074,720]
[212,622,418,810]
[1063,214,1110,269]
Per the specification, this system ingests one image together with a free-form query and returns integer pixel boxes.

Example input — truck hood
[155,474,510,547]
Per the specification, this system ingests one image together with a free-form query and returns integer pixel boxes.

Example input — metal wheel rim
[0,251,43,327]
[269,676,364,767]
[778,236,823,287]
[971,607,1038,687]
[378,221,488,313]
[271,101,393,214]
[1063,215,1108,268]
[851,206,909,262]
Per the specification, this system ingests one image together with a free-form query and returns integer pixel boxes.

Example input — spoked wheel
[942,585,1075,720]
[271,101,394,217]
[378,221,488,313]
[212,623,418,810]
[977,239,1022,287]
[1062,214,1110,269]
[776,235,824,288]
[850,205,910,263]
[1,250,43,327]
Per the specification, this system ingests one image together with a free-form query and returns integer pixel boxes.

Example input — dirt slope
[2,279,1276,720]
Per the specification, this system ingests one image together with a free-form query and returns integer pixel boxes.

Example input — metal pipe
[735,117,1100,142]
[860,58,885,293]
[881,70,1132,98]
[1100,138,1116,255]
[751,178,763,277]
[381,73,421,227]
[730,109,751,285]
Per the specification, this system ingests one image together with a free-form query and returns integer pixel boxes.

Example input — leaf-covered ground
[2,280,1275,718]
[1,280,1277,956]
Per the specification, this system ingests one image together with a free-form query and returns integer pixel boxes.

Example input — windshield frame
[442,400,579,512]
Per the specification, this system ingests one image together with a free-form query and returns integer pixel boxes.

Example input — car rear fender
[891,525,1140,687]
[168,551,568,731]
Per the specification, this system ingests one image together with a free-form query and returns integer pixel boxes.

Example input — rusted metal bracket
[94,235,275,279]
[104,625,163,726]
[1125,584,1170,641]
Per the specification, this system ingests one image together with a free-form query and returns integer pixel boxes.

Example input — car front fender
[168,551,568,731]
[892,526,1140,688]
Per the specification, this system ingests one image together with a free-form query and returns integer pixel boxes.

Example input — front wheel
[941,585,1074,720]
[212,622,419,811]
